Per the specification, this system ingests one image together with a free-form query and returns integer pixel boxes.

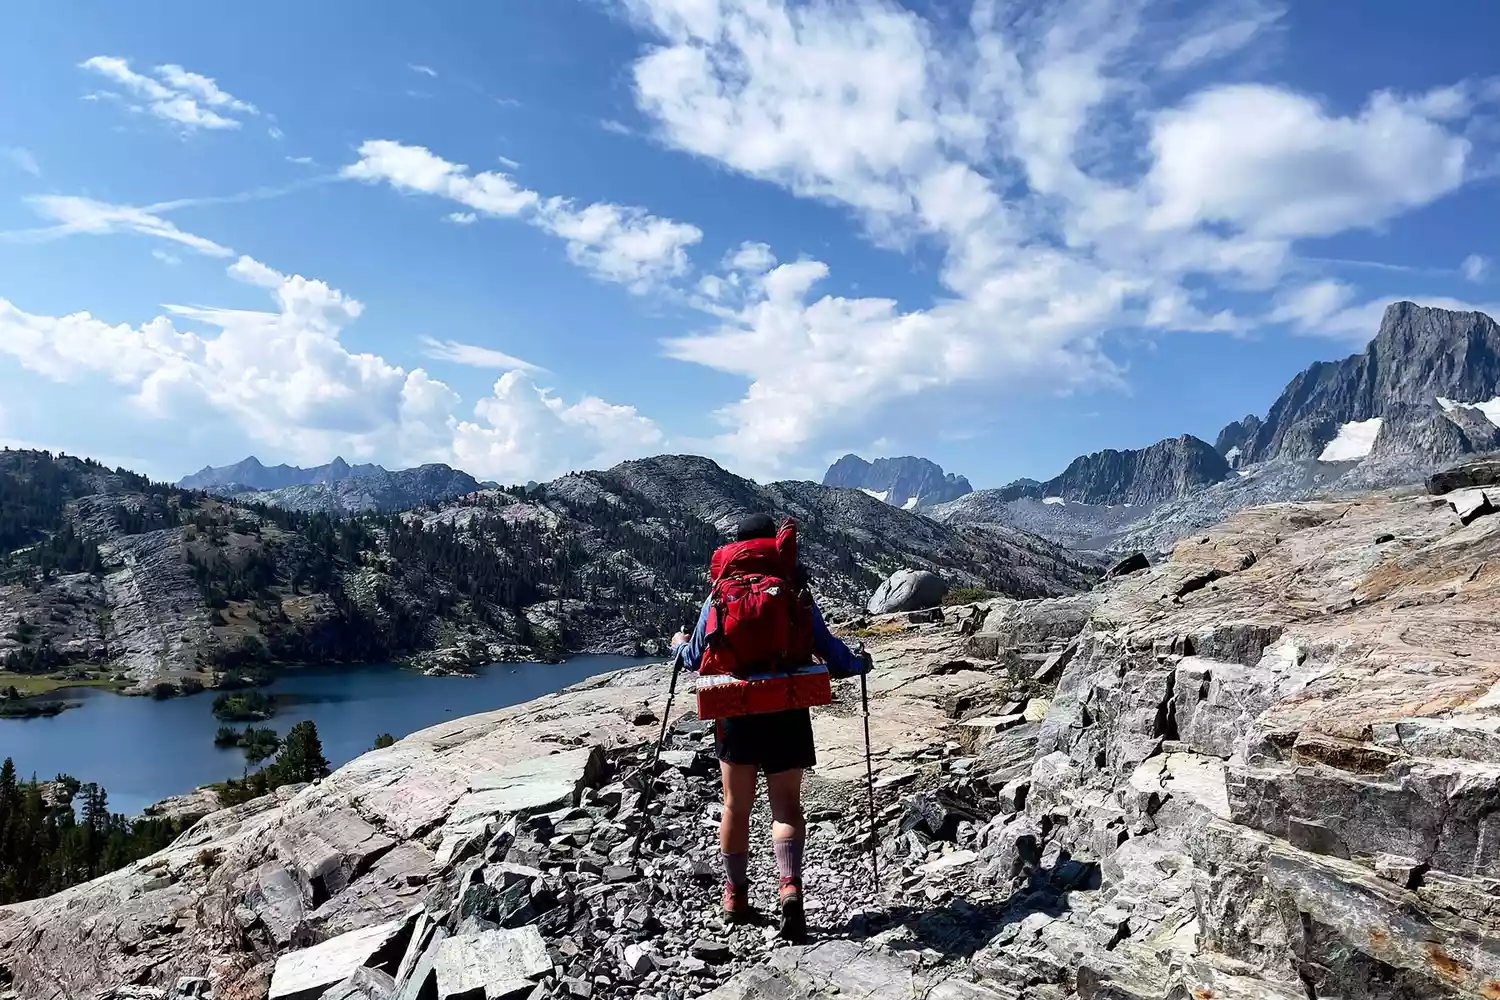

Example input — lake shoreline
[0,641,646,708]
[0,654,653,817]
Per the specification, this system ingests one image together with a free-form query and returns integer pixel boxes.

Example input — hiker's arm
[671,598,712,672]
[810,602,868,677]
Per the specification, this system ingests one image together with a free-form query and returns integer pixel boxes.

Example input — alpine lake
[0,655,648,817]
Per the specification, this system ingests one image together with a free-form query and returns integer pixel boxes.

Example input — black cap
[734,513,777,541]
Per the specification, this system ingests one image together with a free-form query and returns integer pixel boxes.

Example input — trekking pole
[630,641,686,862]
[859,667,881,894]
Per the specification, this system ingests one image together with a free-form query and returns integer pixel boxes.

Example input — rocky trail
[5,465,1500,1000]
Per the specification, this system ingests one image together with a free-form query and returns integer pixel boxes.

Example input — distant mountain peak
[178,455,390,492]
[821,454,972,510]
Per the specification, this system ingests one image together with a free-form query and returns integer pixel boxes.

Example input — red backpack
[700,518,817,679]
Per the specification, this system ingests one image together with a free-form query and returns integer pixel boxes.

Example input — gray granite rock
[867,569,948,614]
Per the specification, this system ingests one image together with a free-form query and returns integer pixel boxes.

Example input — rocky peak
[821,454,973,509]
[1244,302,1500,465]
[1213,414,1261,468]
[178,457,390,492]
[999,434,1229,507]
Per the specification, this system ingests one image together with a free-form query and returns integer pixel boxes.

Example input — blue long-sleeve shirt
[672,595,864,677]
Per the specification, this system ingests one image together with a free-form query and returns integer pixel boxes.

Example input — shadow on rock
[828,852,1099,961]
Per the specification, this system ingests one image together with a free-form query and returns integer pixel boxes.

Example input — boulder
[1105,552,1150,578]
[268,918,408,1000]
[432,927,551,1000]
[323,967,397,1000]
[1427,456,1500,495]
[868,569,948,614]
[1447,487,1495,525]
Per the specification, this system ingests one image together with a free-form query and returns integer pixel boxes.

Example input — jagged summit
[821,453,973,510]
[934,303,1500,553]
[178,455,386,492]
[1236,301,1500,466]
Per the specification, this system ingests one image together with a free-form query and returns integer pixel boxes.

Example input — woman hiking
[671,513,871,943]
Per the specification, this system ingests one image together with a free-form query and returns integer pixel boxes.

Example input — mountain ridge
[0,448,1093,693]
[821,453,973,509]
[179,456,386,492]
[932,302,1500,553]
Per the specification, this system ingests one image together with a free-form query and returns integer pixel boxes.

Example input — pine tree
[273,721,331,785]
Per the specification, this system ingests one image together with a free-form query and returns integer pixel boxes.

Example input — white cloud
[446,211,478,225]
[11,195,235,257]
[268,126,284,140]
[497,155,521,169]
[80,56,259,131]
[154,63,257,114]
[343,139,702,290]
[0,253,659,479]
[287,155,316,165]
[726,241,776,274]
[600,119,633,135]
[1145,86,1470,238]
[617,0,1491,469]
[343,140,538,217]
[421,336,544,373]
[151,249,182,266]
[1162,4,1283,72]
[409,64,439,78]
[3,147,40,177]
[1462,254,1491,283]
[535,199,702,291]
[452,371,664,481]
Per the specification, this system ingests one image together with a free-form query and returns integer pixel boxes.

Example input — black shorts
[715,708,816,774]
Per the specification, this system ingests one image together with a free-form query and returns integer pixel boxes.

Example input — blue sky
[1,0,1497,488]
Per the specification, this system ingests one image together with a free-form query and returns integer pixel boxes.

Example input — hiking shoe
[723,882,752,923]
[778,878,807,943]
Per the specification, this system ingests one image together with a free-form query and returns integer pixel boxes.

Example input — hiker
[671,513,871,943]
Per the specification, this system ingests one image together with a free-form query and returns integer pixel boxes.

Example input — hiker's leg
[768,766,808,941]
[767,767,806,881]
[720,761,758,885]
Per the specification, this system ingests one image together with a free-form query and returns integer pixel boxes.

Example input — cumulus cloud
[1145,87,1470,238]
[80,56,259,131]
[535,199,702,290]
[1462,254,1491,283]
[616,0,1492,468]
[452,372,664,481]
[0,255,662,479]
[343,140,702,290]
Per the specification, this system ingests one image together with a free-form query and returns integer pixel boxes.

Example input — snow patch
[1224,445,1241,465]
[1318,417,1383,462]
[1436,395,1500,426]
[859,488,890,502]
[1042,496,1066,506]
[901,496,919,510]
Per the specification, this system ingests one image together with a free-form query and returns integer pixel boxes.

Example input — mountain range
[178,457,489,515]
[930,302,1500,551]
[179,456,386,491]
[0,450,1093,693]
